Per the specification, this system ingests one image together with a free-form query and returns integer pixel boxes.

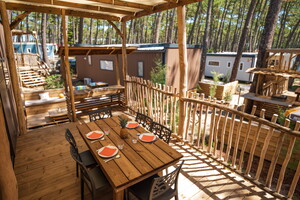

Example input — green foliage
[44,74,64,89]
[222,71,231,84]
[277,106,296,129]
[118,117,128,128]
[224,92,233,102]
[209,71,223,97]
[150,58,166,84]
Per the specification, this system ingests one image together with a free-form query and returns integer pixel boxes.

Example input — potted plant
[119,117,128,139]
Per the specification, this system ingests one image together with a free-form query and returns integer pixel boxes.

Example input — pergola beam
[61,9,76,122]
[17,0,136,16]
[177,5,188,137]
[122,0,202,21]
[5,2,121,21]
[10,11,31,30]
[89,0,152,11]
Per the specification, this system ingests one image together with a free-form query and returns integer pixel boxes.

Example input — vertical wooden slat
[185,92,192,141]
[208,98,217,153]
[232,105,245,167]
[225,105,238,162]
[213,100,224,156]
[190,93,198,144]
[245,109,265,175]
[202,102,209,149]
[0,2,27,134]
[196,94,204,147]
[254,114,278,180]
[115,54,120,85]
[288,153,300,198]
[238,105,257,170]
[177,5,188,137]
[219,111,229,160]
[266,119,290,187]
[276,122,300,193]
[121,21,128,105]
[62,9,76,122]
[166,86,170,127]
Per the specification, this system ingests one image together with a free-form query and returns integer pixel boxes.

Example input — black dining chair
[65,129,97,177]
[127,160,184,200]
[88,107,112,122]
[150,122,172,144]
[70,145,111,200]
[135,112,153,131]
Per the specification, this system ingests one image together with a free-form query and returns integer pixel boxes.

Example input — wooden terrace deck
[15,121,277,200]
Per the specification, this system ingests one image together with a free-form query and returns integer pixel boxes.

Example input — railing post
[177,6,188,137]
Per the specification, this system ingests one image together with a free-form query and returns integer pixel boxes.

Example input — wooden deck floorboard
[15,122,277,200]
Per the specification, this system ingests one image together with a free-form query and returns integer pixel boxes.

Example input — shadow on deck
[15,121,276,200]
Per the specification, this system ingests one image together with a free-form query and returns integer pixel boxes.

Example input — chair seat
[128,174,175,200]
[80,150,97,167]
[86,166,109,190]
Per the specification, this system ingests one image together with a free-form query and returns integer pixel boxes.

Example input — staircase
[19,69,46,88]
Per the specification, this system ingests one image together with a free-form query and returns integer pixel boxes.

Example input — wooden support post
[0,102,18,200]
[121,21,128,105]
[115,54,121,85]
[62,9,76,122]
[177,6,188,137]
[0,2,27,135]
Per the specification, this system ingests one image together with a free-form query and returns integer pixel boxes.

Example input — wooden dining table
[76,115,183,200]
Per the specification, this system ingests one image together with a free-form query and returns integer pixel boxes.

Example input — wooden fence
[125,76,300,199]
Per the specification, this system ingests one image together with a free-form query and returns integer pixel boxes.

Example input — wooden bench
[75,93,124,113]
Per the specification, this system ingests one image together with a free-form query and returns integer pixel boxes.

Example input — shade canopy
[3,0,202,22]
[58,46,137,56]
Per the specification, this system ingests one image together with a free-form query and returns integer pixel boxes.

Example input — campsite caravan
[13,42,57,59]
[205,52,257,82]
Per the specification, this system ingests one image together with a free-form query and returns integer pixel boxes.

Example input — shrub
[209,71,223,98]
[224,91,233,102]
[150,58,166,84]
[44,74,64,89]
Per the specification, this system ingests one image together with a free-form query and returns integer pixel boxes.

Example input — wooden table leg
[113,190,124,200]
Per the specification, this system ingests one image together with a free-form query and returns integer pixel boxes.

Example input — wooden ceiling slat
[17,0,135,16]
[4,0,204,21]
[122,0,203,21]
[5,2,121,21]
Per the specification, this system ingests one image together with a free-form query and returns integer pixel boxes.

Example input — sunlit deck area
[15,117,277,200]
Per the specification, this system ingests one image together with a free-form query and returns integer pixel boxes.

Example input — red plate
[86,131,104,140]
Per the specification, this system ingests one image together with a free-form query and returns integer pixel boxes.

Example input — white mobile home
[205,52,257,82]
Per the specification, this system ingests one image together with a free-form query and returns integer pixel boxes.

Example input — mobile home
[13,42,57,59]
[205,52,257,82]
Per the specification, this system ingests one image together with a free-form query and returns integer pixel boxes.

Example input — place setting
[96,145,121,163]
[138,133,158,143]
[85,130,105,143]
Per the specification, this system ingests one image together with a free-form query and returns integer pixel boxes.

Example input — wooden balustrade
[125,76,300,199]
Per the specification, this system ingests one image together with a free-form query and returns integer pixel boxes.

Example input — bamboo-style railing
[126,76,300,199]
[125,76,179,133]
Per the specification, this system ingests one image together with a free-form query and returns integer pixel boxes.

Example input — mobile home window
[46,47,50,52]
[100,60,113,71]
[239,63,244,70]
[208,61,220,67]
[138,61,144,77]
[27,48,31,53]
[227,62,231,68]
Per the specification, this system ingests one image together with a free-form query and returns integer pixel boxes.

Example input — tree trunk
[41,13,50,67]
[167,9,175,43]
[154,12,163,43]
[89,18,93,44]
[199,0,213,81]
[187,2,201,44]
[94,20,99,45]
[285,18,300,48]
[250,0,283,93]
[275,2,290,48]
[78,17,84,44]
[230,0,257,82]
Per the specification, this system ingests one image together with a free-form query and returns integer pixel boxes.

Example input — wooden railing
[126,76,300,199]
[262,78,288,97]
[125,76,179,133]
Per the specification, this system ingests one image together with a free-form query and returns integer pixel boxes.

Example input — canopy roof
[3,0,202,22]
[58,46,137,56]
[246,68,300,78]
